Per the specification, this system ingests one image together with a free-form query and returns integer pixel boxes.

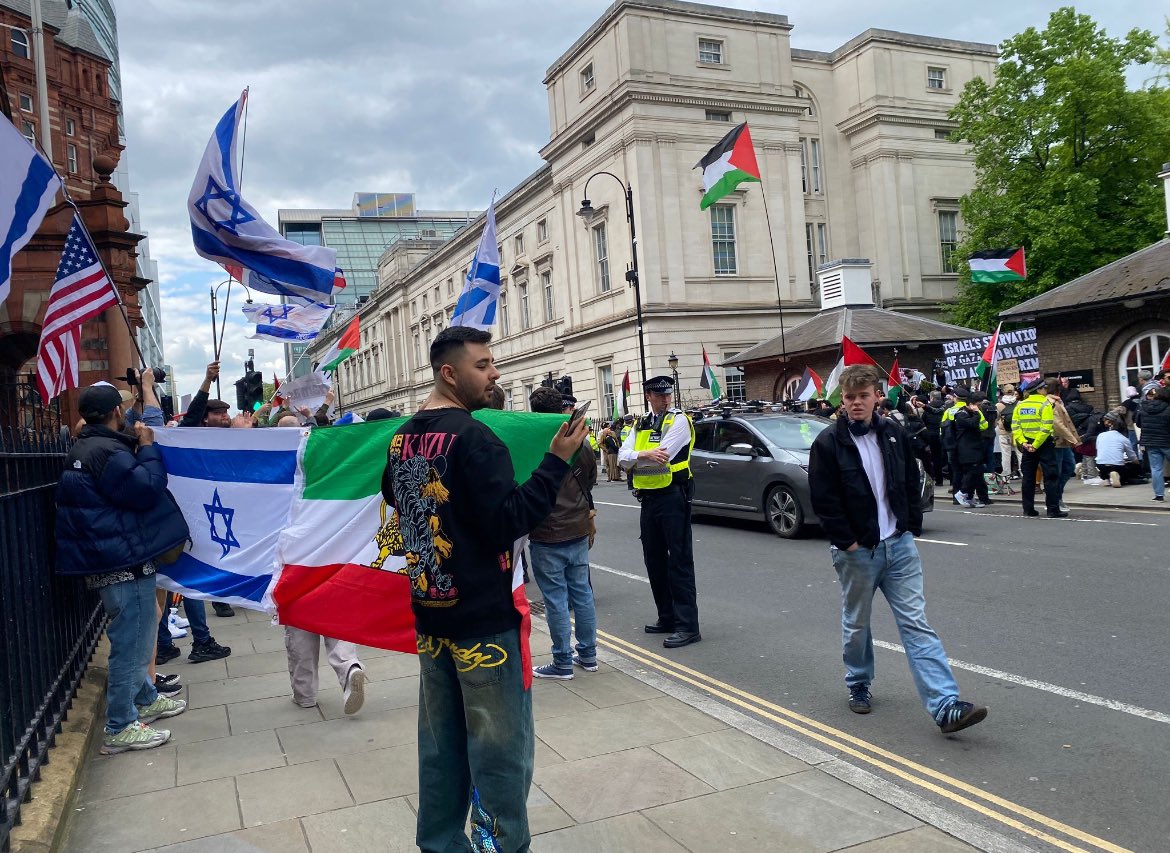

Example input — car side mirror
[729,443,757,457]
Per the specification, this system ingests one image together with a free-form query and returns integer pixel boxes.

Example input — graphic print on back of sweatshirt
[379,431,459,606]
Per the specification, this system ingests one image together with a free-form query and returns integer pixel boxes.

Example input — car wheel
[765,484,803,538]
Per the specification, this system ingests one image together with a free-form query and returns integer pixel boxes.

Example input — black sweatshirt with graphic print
[380,407,569,640]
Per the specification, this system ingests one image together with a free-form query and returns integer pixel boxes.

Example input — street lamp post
[577,172,645,389]
[209,278,253,399]
[668,351,680,405]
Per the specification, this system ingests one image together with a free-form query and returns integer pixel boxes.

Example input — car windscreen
[749,417,827,451]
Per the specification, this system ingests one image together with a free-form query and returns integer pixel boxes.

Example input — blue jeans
[1149,447,1169,498]
[99,574,160,732]
[831,533,959,722]
[1056,448,1076,499]
[157,597,211,648]
[416,628,533,853]
[529,537,597,669]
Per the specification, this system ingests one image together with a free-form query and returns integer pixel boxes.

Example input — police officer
[618,375,701,648]
[1012,377,1064,517]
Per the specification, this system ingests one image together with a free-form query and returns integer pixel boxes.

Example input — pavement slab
[143,818,310,853]
[533,810,691,852]
[235,758,354,826]
[536,695,727,761]
[175,729,286,786]
[650,727,809,790]
[226,693,324,734]
[275,705,418,765]
[300,798,418,853]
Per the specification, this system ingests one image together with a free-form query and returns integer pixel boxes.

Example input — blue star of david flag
[187,90,341,302]
[242,299,334,343]
[450,200,500,331]
[151,427,303,611]
[0,113,62,305]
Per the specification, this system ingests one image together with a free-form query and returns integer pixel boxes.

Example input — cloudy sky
[114,0,1159,405]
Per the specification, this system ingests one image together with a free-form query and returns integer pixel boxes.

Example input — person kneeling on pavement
[1095,412,1143,487]
[55,382,190,754]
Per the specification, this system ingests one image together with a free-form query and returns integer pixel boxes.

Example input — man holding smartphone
[619,375,701,649]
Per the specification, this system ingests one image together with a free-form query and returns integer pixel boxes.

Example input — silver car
[690,413,934,539]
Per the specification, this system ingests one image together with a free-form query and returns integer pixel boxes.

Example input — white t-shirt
[849,428,899,541]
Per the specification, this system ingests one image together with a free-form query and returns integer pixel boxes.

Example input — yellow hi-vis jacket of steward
[1012,392,1055,449]
[631,411,695,490]
[587,433,599,451]
[620,425,632,442]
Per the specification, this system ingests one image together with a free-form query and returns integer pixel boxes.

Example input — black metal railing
[0,375,65,437]
[0,427,104,853]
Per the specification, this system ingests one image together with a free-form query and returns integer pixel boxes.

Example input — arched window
[1118,331,1170,390]
[11,29,29,59]
[792,84,817,118]
[776,374,801,401]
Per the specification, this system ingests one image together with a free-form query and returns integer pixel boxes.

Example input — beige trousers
[284,626,362,706]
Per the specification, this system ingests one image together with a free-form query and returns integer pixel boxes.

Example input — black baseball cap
[78,382,124,422]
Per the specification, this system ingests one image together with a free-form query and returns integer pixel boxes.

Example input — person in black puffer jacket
[954,396,990,506]
[920,392,946,486]
[56,383,190,754]
[1139,385,1170,501]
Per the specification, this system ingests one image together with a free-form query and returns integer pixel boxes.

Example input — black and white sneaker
[188,639,231,663]
[154,674,182,696]
[848,684,872,714]
[937,700,987,734]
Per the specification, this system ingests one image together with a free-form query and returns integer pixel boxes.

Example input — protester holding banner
[382,326,586,853]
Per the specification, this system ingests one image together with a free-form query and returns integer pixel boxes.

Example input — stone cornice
[836,107,961,137]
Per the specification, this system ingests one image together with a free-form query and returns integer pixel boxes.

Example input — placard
[941,328,1038,384]
[997,359,1020,384]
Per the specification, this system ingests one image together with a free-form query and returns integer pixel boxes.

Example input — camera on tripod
[123,366,167,387]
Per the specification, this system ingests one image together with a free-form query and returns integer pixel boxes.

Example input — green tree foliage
[947,8,1170,330]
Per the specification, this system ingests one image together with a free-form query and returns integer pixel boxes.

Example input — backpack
[1000,401,1017,432]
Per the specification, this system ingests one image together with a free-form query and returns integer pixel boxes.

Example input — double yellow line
[595,628,1132,853]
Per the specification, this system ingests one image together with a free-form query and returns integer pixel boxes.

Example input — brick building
[0,0,145,428]
[725,259,981,400]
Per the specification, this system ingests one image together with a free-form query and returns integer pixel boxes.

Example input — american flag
[36,214,120,401]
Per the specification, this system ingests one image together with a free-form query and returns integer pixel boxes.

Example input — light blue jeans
[529,537,597,669]
[1149,446,1169,498]
[831,532,959,722]
[98,574,160,732]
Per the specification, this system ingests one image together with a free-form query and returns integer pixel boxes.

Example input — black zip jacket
[809,415,923,550]
[1138,398,1170,448]
[921,402,945,435]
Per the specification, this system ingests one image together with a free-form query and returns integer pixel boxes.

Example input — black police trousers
[1019,441,1060,514]
[639,481,700,633]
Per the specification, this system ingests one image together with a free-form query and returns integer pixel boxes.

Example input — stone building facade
[308,0,997,417]
[0,0,145,427]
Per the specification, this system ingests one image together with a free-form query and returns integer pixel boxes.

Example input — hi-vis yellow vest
[632,411,695,490]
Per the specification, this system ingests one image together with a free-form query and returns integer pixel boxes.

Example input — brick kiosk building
[725,259,981,401]
[0,0,146,429]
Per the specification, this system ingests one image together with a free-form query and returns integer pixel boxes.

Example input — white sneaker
[1083,477,1106,486]
[1109,471,1122,488]
[952,491,968,505]
[343,667,367,716]
[169,607,189,629]
[167,616,187,639]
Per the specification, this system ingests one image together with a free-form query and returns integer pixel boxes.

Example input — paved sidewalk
[62,608,983,853]
[967,475,1166,511]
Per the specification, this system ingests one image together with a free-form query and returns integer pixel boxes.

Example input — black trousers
[639,481,700,633]
[960,462,989,502]
[926,434,944,484]
[1020,442,1060,513]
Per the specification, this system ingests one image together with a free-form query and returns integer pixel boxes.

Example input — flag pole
[758,190,788,389]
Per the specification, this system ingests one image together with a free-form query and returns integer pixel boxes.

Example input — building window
[19,93,33,112]
[505,388,514,410]
[541,270,554,323]
[711,204,737,276]
[422,293,428,310]
[934,128,952,140]
[927,66,947,90]
[598,365,615,419]
[723,352,746,401]
[705,109,731,122]
[67,143,78,174]
[499,288,510,336]
[411,299,417,317]
[11,29,29,59]
[433,286,440,305]
[65,118,75,136]
[938,211,959,273]
[446,276,454,296]
[580,63,595,93]
[581,132,595,150]
[523,383,534,411]
[593,222,611,292]
[518,281,530,330]
[537,218,548,243]
[413,332,421,365]
[809,138,822,194]
[515,233,524,255]
[805,223,817,284]
[373,349,380,383]
[20,121,35,145]
[1120,332,1170,391]
[815,222,829,268]
[698,38,723,64]
[799,141,808,194]
[793,84,816,117]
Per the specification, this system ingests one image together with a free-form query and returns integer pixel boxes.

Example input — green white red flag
[794,367,824,401]
[700,346,722,400]
[968,248,1026,284]
[317,315,361,372]
[696,123,761,210]
[887,356,903,406]
[975,323,1002,403]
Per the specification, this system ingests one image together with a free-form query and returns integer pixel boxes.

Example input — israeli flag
[244,300,334,343]
[1,115,62,304]
[188,91,340,302]
[152,427,304,612]
[450,201,500,331]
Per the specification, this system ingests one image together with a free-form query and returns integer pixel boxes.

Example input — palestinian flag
[794,367,823,402]
[696,123,761,210]
[823,358,845,408]
[700,346,722,400]
[318,315,360,372]
[887,357,903,406]
[975,323,1002,403]
[151,411,566,691]
[272,373,284,408]
[968,248,1026,283]
[842,335,877,367]
[612,369,631,419]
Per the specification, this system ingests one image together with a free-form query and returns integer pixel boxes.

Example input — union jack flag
[36,214,120,401]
